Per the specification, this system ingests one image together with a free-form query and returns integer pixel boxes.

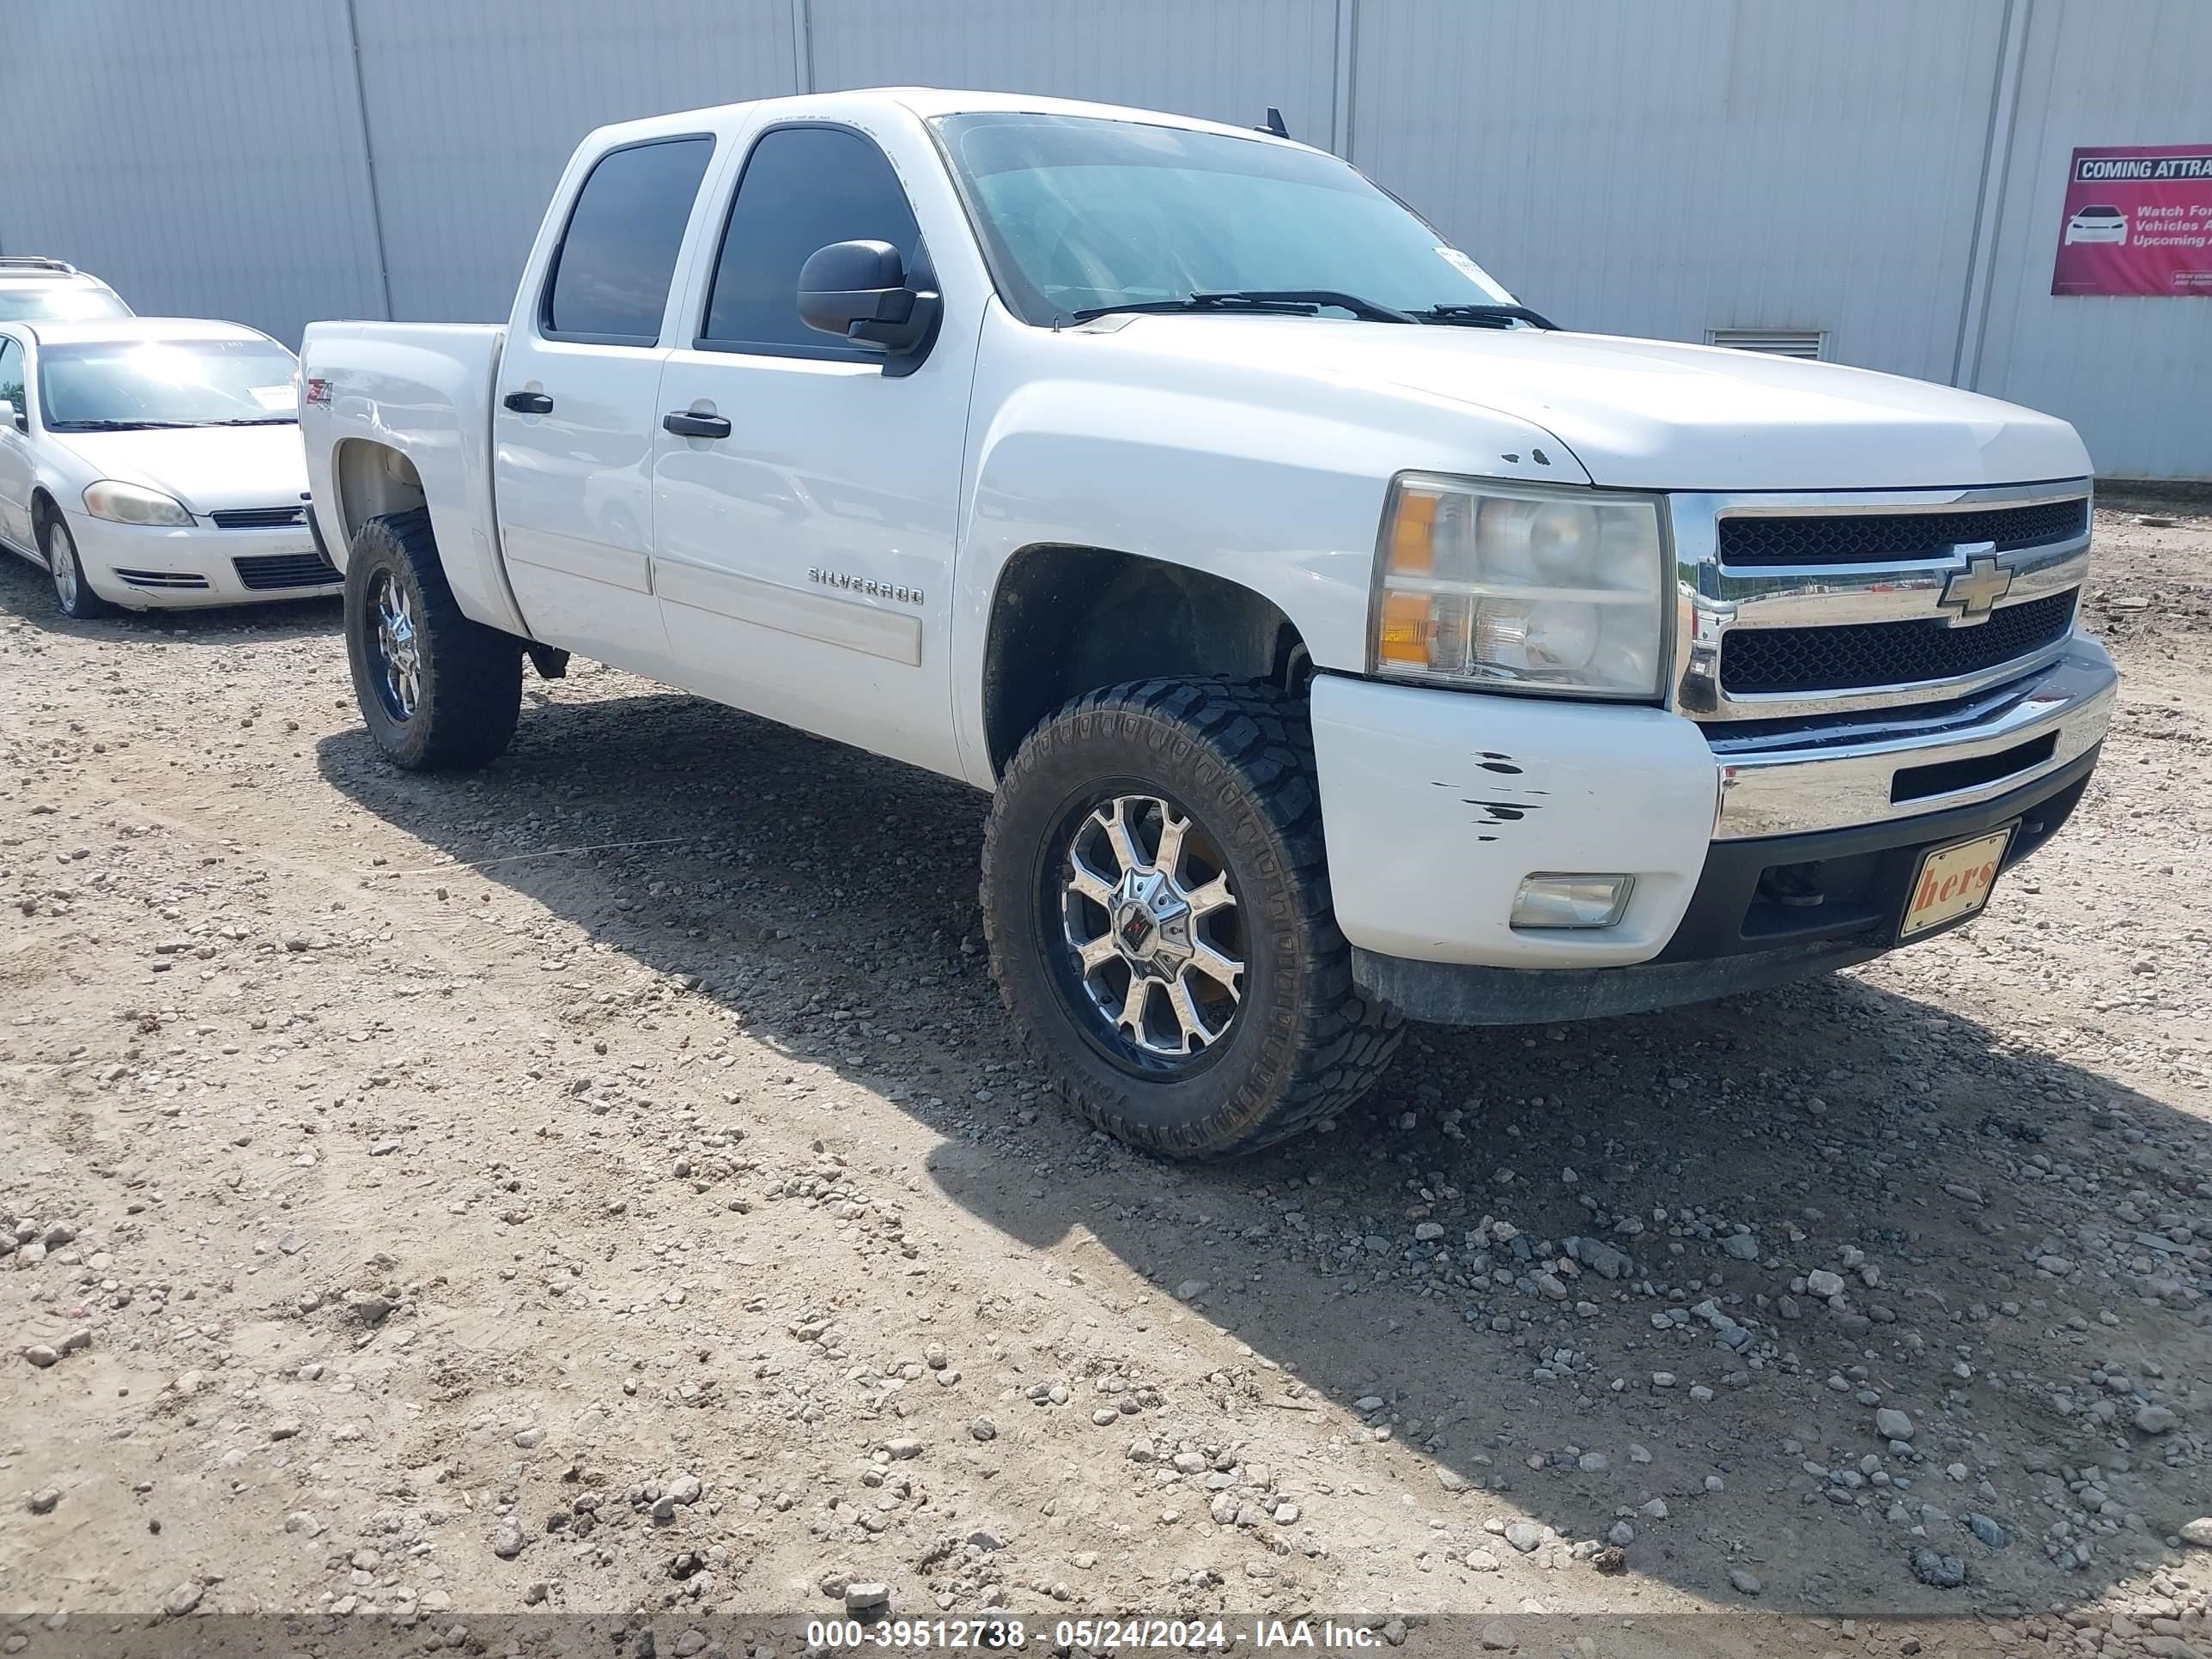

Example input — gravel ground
[3,506,2210,1656]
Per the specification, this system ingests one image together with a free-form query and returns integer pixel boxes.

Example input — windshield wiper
[200,416,298,426]
[1071,289,1417,324]
[1419,303,1559,331]
[48,419,197,431]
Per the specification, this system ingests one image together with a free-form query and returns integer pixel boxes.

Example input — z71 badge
[809,568,924,605]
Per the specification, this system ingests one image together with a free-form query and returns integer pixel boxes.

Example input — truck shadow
[314,678,2212,1620]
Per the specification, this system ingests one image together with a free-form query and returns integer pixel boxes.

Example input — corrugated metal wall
[0,0,387,337]
[350,0,799,323]
[1971,0,2212,479]
[1349,0,2013,386]
[0,0,2202,477]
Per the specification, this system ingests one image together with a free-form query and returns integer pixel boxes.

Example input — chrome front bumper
[1707,633,2117,839]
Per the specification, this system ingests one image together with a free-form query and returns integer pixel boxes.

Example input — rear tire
[344,507,522,770]
[42,514,115,620]
[981,677,1403,1159]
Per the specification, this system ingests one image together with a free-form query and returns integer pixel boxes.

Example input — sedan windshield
[933,112,1517,326]
[38,337,298,430]
[0,285,132,322]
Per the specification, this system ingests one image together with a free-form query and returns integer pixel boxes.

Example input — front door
[0,337,33,555]
[652,122,971,777]
[493,134,715,678]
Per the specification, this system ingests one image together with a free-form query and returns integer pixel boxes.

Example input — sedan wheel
[44,515,113,619]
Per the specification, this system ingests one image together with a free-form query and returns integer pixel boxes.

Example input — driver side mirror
[797,240,941,364]
[0,399,21,432]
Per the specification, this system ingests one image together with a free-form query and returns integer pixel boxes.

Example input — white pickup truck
[300,89,2117,1159]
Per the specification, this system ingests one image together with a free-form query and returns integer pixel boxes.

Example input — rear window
[542,136,714,343]
[0,283,132,323]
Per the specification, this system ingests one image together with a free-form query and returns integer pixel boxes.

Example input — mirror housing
[0,398,20,431]
[797,240,940,362]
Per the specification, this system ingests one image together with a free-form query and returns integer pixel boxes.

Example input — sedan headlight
[1370,474,1670,698]
[82,481,194,526]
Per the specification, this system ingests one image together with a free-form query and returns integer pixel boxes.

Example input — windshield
[37,337,299,430]
[0,284,132,322]
[932,112,1516,325]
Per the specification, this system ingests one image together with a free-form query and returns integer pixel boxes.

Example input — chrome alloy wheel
[1060,794,1245,1061]
[368,571,423,722]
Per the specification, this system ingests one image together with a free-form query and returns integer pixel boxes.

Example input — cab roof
[584,86,1314,155]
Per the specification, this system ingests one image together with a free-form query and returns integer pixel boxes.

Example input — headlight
[82,481,194,526]
[1370,474,1669,698]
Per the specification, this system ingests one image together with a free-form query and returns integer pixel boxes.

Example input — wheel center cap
[1109,869,1194,975]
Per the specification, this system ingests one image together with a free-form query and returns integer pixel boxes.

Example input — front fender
[950,316,1587,784]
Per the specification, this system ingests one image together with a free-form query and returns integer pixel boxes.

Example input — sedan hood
[1097,318,2091,491]
[52,425,309,514]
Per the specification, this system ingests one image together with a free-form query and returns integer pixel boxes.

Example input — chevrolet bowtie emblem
[1938,544,2013,626]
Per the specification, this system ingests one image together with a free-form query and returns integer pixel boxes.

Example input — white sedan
[0,318,337,617]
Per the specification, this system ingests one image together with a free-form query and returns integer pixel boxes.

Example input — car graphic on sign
[2063,204,2129,245]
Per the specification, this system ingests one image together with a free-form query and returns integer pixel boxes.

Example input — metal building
[2,0,2203,477]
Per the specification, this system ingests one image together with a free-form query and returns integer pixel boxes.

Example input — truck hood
[1097,318,2092,491]
[50,424,310,514]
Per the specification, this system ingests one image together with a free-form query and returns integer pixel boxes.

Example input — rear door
[650,120,973,776]
[493,134,715,675]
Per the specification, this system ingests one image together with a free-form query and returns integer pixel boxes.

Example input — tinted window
[544,137,714,342]
[702,126,921,351]
[0,337,23,414]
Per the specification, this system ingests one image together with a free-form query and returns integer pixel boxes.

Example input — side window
[0,338,23,416]
[542,136,715,344]
[702,126,922,354]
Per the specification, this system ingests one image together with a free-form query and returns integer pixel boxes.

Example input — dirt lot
[3,505,2210,1657]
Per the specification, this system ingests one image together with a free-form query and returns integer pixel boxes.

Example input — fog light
[1511,873,1634,929]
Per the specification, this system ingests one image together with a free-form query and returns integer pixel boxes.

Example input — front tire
[343,507,522,770]
[981,678,1403,1159]
[43,514,115,620]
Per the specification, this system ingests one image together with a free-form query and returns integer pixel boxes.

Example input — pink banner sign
[2051,144,2212,296]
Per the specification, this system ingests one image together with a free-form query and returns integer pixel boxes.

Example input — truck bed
[299,321,526,637]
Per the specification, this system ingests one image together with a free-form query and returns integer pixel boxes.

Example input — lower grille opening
[1721,588,2079,696]
[113,568,211,590]
[233,552,340,591]
[1744,858,1885,942]
[1892,732,2057,804]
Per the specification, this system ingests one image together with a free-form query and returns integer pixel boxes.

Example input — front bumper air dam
[69,513,338,609]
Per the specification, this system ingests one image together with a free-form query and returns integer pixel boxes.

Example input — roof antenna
[1257,107,1289,138]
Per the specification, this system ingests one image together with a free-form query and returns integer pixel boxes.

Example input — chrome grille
[1673,483,2093,722]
